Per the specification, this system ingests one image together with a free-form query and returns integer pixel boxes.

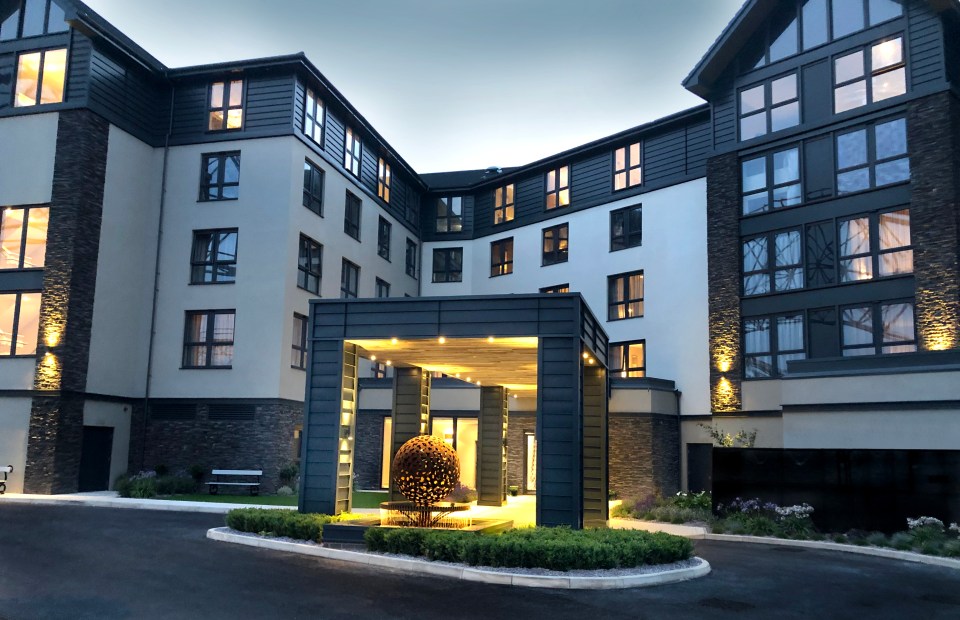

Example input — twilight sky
[82,0,745,173]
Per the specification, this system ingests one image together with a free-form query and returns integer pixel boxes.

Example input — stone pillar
[477,386,507,506]
[389,367,430,500]
[582,366,608,527]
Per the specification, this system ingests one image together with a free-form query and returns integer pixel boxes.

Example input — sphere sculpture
[392,435,460,507]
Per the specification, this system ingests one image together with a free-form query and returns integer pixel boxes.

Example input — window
[0,206,48,269]
[340,259,359,298]
[742,147,801,215]
[0,292,40,356]
[490,238,513,277]
[842,300,916,356]
[373,361,387,379]
[541,223,568,266]
[182,310,235,368]
[540,284,569,294]
[303,88,324,145]
[545,166,570,210]
[739,73,799,140]
[742,229,803,296]
[302,160,324,216]
[199,152,240,201]
[432,248,463,283]
[291,313,308,369]
[297,235,322,294]
[405,188,420,226]
[435,197,462,233]
[614,143,642,191]
[190,229,237,284]
[834,37,905,114]
[610,340,645,378]
[610,205,642,251]
[836,117,909,194]
[344,191,361,241]
[744,314,805,378]
[375,278,390,298]
[377,217,391,261]
[344,127,361,177]
[378,158,391,203]
[494,184,515,225]
[208,80,243,131]
[838,209,912,282]
[1,1,69,40]
[405,239,417,278]
[608,270,644,321]
[14,48,66,107]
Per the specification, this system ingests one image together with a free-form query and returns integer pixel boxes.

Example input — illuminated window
[608,270,643,321]
[739,73,799,141]
[545,165,570,210]
[0,292,40,356]
[208,80,243,131]
[540,284,569,294]
[378,158,391,203]
[405,239,417,279]
[380,416,393,488]
[842,300,915,356]
[838,209,912,282]
[742,229,803,296]
[375,278,390,298]
[182,310,235,368]
[340,259,360,299]
[199,152,240,201]
[609,340,645,378]
[614,143,642,191]
[14,47,66,107]
[610,204,642,251]
[432,247,463,283]
[377,216,391,260]
[297,234,322,294]
[741,146,801,215]
[744,314,805,378]
[494,184,515,224]
[490,238,513,277]
[344,191,361,241]
[541,223,568,266]
[435,197,462,233]
[1,0,69,40]
[836,117,909,194]
[303,88,324,145]
[302,160,324,216]
[834,37,905,114]
[344,127,361,177]
[190,229,237,284]
[0,206,48,269]
[291,313,307,370]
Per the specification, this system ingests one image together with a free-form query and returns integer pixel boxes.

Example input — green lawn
[162,494,298,506]
[352,490,388,509]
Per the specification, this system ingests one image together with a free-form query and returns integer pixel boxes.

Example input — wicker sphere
[392,435,460,506]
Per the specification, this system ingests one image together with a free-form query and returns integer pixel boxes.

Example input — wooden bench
[205,469,262,496]
[0,465,12,495]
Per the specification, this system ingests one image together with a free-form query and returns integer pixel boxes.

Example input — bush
[672,491,711,511]
[866,532,889,547]
[155,475,197,495]
[889,532,913,551]
[189,464,206,484]
[445,484,478,503]
[363,526,693,572]
[154,464,169,477]
[225,508,360,543]
[276,486,294,496]
[942,539,960,558]
[115,471,158,498]
[278,463,298,487]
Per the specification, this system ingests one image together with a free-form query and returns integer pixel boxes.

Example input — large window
[303,88,324,145]
[199,152,240,201]
[297,234,322,294]
[742,147,801,215]
[344,191,361,241]
[490,238,513,277]
[14,47,66,107]
[0,292,40,356]
[435,197,462,233]
[291,313,307,370]
[614,143,642,191]
[182,310,235,368]
[610,204,642,251]
[377,216,391,261]
[405,238,417,278]
[208,80,243,131]
[834,36,905,114]
[341,259,359,298]
[842,300,916,356]
[545,165,570,210]
[609,340,645,378]
[836,117,909,194]
[0,206,48,269]
[432,248,463,283]
[541,223,568,266]
[540,284,569,294]
[344,127,361,177]
[838,209,912,282]
[302,160,324,215]
[739,73,799,141]
[1,1,69,40]
[494,184,515,225]
[744,314,805,378]
[190,229,237,284]
[608,270,644,321]
[378,158,391,203]
[742,229,803,296]
[375,278,390,298]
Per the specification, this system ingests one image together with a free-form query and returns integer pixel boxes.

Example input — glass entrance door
[431,417,478,488]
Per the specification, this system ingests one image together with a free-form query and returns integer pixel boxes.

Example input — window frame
[613,142,643,191]
[297,234,323,295]
[607,270,644,321]
[302,159,325,216]
[490,237,514,278]
[835,116,909,195]
[741,146,803,216]
[375,278,391,298]
[303,88,325,146]
[435,196,463,233]
[837,207,913,283]
[189,228,238,285]
[545,165,570,210]
[182,309,236,369]
[432,247,463,283]
[743,313,806,379]
[0,290,41,357]
[541,223,569,267]
[0,205,48,270]
[493,184,515,225]
[377,216,391,261]
[738,72,800,141]
[291,313,308,370]
[1,0,70,40]
[199,152,241,202]
[207,79,244,132]
[833,35,906,115]
[344,191,362,241]
[609,340,646,378]
[13,46,67,108]
[378,158,391,203]
[405,239,418,279]
[741,227,804,296]
[540,284,570,294]
[840,299,917,356]
[340,259,360,299]
[344,126,362,178]
[610,204,642,251]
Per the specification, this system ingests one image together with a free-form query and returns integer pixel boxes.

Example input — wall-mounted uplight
[45,328,61,348]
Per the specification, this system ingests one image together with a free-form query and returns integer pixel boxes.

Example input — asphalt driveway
[0,504,957,619]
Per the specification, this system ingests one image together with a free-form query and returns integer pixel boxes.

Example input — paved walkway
[0,504,958,619]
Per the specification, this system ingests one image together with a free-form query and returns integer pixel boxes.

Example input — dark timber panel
[582,366,608,527]
[907,1,946,90]
[324,109,346,167]
[390,367,430,500]
[477,386,508,506]
[334,344,359,513]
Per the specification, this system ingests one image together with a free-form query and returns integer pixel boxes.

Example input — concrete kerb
[0,493,297,514]
[206,527,712,589]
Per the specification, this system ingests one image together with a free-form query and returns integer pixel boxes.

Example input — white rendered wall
[83,400,132,488]
[421,178,711,415]
[0,113,58,205]
[0,397,32,493]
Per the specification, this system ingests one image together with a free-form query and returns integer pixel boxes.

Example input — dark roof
[420,168,519,191]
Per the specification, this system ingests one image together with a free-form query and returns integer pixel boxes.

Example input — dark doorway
[687,443,712,493]
[78,426,114,492]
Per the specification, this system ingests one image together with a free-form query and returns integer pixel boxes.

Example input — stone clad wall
[354,410,388,490]
[608,412,680,501]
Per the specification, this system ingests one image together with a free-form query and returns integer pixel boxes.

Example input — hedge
[225,508,360,543]
[363,526,693,572]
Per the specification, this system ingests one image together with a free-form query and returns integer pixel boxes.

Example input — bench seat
[207,469,262,496]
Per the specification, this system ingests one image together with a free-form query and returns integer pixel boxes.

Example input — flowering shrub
[616,493,713,524]
[673,491,712,511]
[907,516,944,530]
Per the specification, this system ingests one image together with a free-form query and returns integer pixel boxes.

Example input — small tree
[698,423,757,448]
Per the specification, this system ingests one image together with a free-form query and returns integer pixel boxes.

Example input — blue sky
[83,0,745,172]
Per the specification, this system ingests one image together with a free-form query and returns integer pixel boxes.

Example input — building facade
[0,0,957,499]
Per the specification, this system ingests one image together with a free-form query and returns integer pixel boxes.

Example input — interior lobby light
[390,337,398,344]
[370,355,377,361]
[438,336,446,344]
[487,336,495,343]
[385,360,392,366]
[582,352,589,359]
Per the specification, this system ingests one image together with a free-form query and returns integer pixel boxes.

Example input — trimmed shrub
[225,508,360,543]
[866,532,889,547]
[155,475,197,495]
[276,486,294,496]
[115,471,159,498]
[889,532,913,551]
